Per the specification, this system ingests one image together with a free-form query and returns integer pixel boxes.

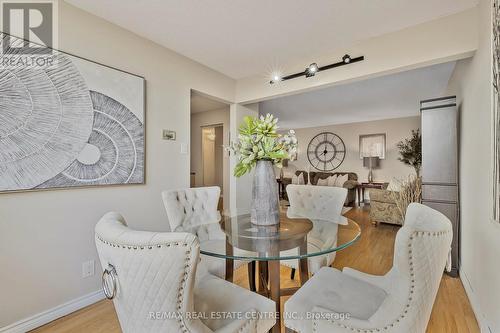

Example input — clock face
[307,132,346,171]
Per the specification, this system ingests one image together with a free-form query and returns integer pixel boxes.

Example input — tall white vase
[250,160,280,226]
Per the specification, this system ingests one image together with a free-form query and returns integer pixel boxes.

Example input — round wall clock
[307,132,346,171]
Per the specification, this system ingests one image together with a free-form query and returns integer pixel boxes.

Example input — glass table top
[199,213,361,261]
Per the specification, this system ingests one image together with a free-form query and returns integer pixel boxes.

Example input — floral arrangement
[227,114,297,177]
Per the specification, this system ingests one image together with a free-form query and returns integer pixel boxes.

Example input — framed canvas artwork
[0,33,145,193]
[359,133,386,159]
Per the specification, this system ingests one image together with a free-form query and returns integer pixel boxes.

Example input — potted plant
[392,129,423,222]
[228,114,297,225]
[396,129,422,177]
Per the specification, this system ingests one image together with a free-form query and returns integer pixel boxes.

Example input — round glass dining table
[200,212,361,333]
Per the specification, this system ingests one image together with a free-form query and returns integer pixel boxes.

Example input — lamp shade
[363,156,380,168]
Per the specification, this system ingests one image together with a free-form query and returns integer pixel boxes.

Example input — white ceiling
[191,91,228,114]
[65,0,477,79]
[260,62,456,129]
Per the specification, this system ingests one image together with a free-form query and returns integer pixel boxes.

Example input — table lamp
[363,156,380,183]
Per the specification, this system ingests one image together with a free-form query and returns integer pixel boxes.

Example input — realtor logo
[1,0,57,55]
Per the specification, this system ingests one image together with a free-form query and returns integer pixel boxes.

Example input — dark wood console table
[356,182,387,207]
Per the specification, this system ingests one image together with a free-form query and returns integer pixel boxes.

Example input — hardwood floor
[31,207,479,333]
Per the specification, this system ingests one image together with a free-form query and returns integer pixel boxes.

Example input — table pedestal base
[208,215,360,333]
[247,242,309,333]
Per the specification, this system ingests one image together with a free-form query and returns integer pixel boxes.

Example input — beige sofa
[369,188,403,226]
[282,170,359,207]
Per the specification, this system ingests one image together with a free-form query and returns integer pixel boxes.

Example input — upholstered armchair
[284,203,452,333]
[95,212,276,333]
[162,187,255,289]
[281,185,348,279]
[369,187,403,226]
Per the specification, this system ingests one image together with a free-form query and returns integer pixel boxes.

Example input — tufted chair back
[286,185,347,224]
[95,212,211,333]
[367,203,453,332]
[162,187,222,238]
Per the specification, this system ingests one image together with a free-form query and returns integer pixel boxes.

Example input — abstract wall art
[0,33,145,193]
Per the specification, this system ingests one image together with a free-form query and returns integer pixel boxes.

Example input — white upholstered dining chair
[95,212,275,333]
[282,185,348,279]
[161,187,254,288]
[284,203,453,333]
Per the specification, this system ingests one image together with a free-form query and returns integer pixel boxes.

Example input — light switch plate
[180,143,189,154]
[162,130,176,140]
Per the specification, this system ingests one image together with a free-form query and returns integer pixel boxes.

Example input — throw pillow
[317,177,329,186]
[387,178,401,191]
[298,173,305,185]
[327,175,338,186]
[335,174,349,187]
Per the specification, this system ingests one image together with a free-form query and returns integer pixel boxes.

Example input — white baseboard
[0,290,105,333]
[459,268,492,333]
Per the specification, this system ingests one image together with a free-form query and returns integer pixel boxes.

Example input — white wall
[0,1,235,329]
[190,108,230,210]
[285,117,420,183]
[445,0,500,331]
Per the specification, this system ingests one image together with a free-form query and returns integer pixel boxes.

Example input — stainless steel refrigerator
[421,96,460,277]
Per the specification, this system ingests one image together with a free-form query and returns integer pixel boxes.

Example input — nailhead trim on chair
[96,235,190,249]
[96,236,194,333]
[310,230,451,333]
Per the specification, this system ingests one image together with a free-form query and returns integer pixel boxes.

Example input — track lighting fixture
[269,54,364,84]
[305,63,319,77]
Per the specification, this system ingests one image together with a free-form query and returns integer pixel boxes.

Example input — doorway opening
[202,125,224,188]
[190,90,230,213]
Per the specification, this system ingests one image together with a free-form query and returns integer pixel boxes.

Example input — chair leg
[248,261,256,292]
[290,268,296,280]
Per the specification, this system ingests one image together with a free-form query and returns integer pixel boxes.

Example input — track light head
[342,54,351,64]
[305,63,319,77]
[270,73,282,84]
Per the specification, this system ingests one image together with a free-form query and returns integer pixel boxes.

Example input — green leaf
[230,114,297,176]
[268,151,287,159]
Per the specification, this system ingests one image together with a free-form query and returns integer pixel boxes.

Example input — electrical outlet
[82,260,95,278]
